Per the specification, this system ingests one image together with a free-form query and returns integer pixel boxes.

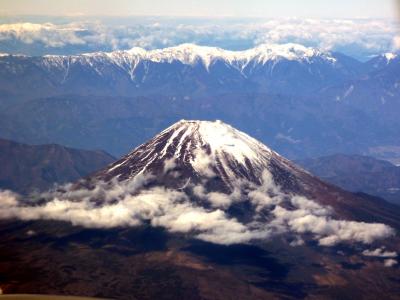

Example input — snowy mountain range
[0,43,365,99]
[45,43,337,72]
[0,43,399,160]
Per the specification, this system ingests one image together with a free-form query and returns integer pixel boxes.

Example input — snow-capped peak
[167,119,273,165]
[383,52,397,62]
[246,43,328,62]
[102,120,282,188]
[122,43,335,68]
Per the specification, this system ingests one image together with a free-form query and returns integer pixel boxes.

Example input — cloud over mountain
[0,166,395,247]
[0,18,397,60]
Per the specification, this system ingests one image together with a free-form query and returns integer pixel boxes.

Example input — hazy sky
[0,0,398,18]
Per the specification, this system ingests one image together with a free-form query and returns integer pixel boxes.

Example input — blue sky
[0,0,398,18]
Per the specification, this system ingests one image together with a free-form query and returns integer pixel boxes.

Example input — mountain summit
[95,120,300,192]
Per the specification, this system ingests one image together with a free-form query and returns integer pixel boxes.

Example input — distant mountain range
[0,138,115,194]
[0,43,369,100]
[297,154,400,205]
[0,44,399,160]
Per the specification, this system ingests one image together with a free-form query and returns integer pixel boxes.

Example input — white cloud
[192,181,242,209]
[0,166,395,247]
[0,183,270,244]
[384,259,398,267]
[253,19,396,54]
[191,148,216,178]
[289,236,305,247]
[0,18,397,60]
[271,196,394,246]
[163,157,177,173]
[0,189,19,207]
[0,22,86,47]
[248,170,283,211]
[362,247,398,258]
[206,192,233,208]
[392,35,400,51]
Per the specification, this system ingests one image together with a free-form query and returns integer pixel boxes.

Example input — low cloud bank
[272,198,394,246]
[0,18,397,60]
[0,167,395,247]
[0,180,269,245]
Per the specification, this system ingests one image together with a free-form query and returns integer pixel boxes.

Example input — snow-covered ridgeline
[38,43,336,73]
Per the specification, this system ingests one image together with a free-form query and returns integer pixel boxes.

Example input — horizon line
[0,14,397,21]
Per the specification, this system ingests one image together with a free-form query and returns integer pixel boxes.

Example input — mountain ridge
[297,154,400,205]
[0,42,363,99]
[11,43,338,67]
[0,138,115,194]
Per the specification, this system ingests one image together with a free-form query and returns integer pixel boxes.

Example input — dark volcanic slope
[1,220,399,300]
[0,138,115,194]
[297,154,400,205]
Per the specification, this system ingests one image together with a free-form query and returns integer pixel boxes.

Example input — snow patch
[384,53,397,62]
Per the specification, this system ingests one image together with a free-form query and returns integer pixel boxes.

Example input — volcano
[89,120,400,229]
[0,120,399,299]
[93,119,299,191]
